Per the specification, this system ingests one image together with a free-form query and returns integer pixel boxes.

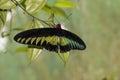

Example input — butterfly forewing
[14,28,86,53]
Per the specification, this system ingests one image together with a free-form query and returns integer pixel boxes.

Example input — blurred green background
[0,0,120,80]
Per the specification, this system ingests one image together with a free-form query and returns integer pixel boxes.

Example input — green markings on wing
[66,38,85,49]
[16,35,85,50]
[56,36,85,65]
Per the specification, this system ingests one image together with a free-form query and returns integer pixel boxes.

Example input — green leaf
[54,1,75,8]
[12,28,24,31]
[52,6,68,18]
[58,52,69,65]
[25,0,47,13]
[47,13,56,27]
[0,11,7,30]
[42,5,52,13]
[28,48,42,63]
[57,46,69,65]
[0,0,23,9]
[26,20,43,63]
[43,5,68,18]
[32,19,43,28]
[18,19,43,31]
[15,47,28,52]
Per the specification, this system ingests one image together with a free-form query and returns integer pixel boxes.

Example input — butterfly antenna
[63,13,72,25]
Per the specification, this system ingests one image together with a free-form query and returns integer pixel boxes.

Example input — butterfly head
[56,24,62,28]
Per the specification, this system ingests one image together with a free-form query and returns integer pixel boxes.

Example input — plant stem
[11,0,50,26]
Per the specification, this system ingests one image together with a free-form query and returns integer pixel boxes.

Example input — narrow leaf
[15,47,28,52]
[58,52,70,65]
[47,13,55,27]
[0,0,23,9]
[28,48,42,63]
[0,11,7,30]
[42,5,68,18]
[54,1,75,8]
[25,0,47,13]
[27,19,43,63]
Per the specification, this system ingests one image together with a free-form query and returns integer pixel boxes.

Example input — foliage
[0,0,120,80]
[0,0,74,64]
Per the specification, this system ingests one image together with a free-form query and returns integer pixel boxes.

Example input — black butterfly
[14,24,86,53]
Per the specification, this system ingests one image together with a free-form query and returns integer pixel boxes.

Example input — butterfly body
[14,24,86,53]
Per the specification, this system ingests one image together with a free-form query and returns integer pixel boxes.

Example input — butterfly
[14,24,86,53]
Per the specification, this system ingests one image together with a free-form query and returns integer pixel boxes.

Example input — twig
[11,0,50,26]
